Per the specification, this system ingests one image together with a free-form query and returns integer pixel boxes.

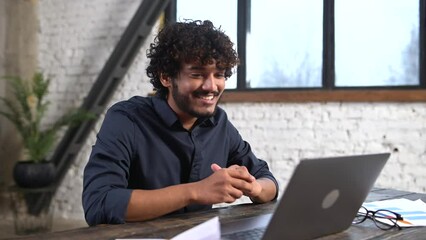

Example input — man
[82,20,278,226]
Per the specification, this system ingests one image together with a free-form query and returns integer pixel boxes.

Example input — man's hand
[189,163,263,205]
[211,163,264,199]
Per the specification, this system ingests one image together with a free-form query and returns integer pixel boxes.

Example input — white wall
[221,102,426,193]
[36,0,426,220]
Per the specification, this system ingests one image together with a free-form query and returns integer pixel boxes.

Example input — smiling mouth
[194,91,219,101]
[199,95,215,101]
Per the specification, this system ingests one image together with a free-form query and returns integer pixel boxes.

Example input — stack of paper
[363,198,426,227]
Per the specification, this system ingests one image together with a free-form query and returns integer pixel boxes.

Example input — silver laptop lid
[262,153,390,240]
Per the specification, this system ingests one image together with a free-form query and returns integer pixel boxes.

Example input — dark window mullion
[420,0,426,87]
[237,0,249,89]
[164,0,177,25]
[322,0,335,89]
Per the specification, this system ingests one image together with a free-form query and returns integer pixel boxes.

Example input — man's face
[163,62,226,120]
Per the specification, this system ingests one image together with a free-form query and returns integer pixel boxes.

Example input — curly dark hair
[146,20,239,98]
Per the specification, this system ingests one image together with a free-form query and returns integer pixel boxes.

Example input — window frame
[167,0,426,102]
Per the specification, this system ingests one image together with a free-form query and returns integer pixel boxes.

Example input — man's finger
[211,163,222,172]
[228,166,256,182]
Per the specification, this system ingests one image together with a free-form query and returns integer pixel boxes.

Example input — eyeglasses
[352,206,403,230]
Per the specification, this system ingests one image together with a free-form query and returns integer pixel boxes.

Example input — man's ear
[160,74,172,87]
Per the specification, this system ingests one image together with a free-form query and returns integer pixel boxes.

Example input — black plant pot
[13,161,56,188]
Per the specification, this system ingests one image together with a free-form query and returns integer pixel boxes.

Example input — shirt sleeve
[226,121,279,201]
[82,106,135,225]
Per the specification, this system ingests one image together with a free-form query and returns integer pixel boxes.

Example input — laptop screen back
[262,153,390,240]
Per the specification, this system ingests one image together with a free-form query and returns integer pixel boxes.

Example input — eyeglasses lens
[373,210,399,230]
[353,207,368,224]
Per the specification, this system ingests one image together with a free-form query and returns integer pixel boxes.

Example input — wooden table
[15,188,426,240]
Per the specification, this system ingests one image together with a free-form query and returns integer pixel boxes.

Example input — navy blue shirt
[82,96,278,225]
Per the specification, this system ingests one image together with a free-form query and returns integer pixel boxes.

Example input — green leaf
[0,72,95,162]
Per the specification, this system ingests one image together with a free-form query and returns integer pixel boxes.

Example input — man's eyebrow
[187,65,205,70]
[186,65,225,71]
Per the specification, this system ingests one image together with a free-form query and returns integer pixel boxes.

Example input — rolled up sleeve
[82,107,135,225]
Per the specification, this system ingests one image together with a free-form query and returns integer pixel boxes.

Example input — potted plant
[0,72,94,188]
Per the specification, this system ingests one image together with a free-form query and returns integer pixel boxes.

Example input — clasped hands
[191,163,263,205]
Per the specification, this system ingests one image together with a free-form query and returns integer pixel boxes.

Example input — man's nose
[202,74,217,91]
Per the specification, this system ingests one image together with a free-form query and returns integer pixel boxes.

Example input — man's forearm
[125,172,277,222]
[250,178,277,203]
[125,183,195,222]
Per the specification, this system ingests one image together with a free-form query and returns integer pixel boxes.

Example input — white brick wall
[37,0,426,221]
[38,0,154,220]
[222,102,426,195]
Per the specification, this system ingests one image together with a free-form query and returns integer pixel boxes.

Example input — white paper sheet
[363,198,426,227]
[116,216,221,240]
[172,216,220,240]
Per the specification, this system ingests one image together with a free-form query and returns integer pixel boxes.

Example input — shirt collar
[152,96,217,128]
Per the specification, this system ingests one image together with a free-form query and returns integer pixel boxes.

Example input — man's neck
[165,96,198,130]
[180,116,197,130]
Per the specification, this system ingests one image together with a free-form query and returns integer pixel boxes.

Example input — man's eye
[215,73,225,78]
[190,73,203,78]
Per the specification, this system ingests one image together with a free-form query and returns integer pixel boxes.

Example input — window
[167,0,426,102]
[247,0,323,88]
[335,0,419,87]
[175,0,238,88]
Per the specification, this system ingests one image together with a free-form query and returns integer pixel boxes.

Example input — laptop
[221,153,391,240]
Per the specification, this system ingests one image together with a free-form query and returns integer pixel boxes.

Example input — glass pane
[247,0,323,88]
[176,0,238,89]
[335,0,419,87]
